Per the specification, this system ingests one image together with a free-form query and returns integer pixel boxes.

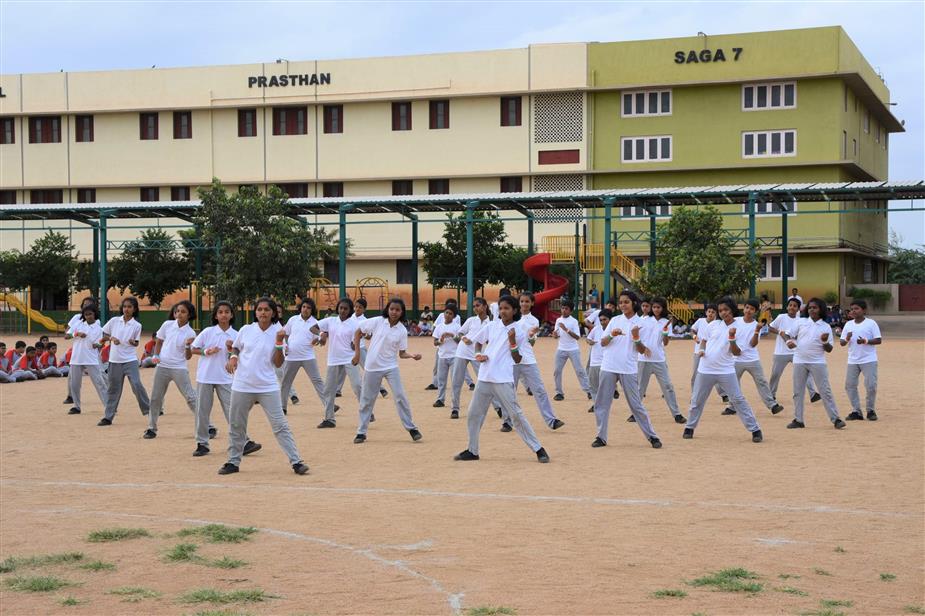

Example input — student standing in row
[98,297,150,426]
[279,299,326,416]
[840,299,881,421]
[585,309,611,413]
[219,297,309,475]
[145,301,199,439]
[275,304,299,405]
[66,304,108,415]
[552,300,591,401]
[767,298,820,403]
[63,296,98,405]
[455,295,549,463]
[636,297,686,424]
[338,298,387,399]
[316,297,363,429]
[510,292,562,430]
[450,297,492,418]
[721,299,784,417]
[351,298,423,444]
[683,298,764,443]
[432,305,460,413]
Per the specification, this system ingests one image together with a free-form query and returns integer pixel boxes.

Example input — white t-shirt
[455,315,491,361]
[697,319,737,375]
[840,318,881,364]
[101,316,143,364]
[432,319,460,359]
[587,324,605,367]
[66,313,84,335]
[156,319,195,370]
[517,313,540,365]
[360,316,408,372]
[489,302,499,320]
[70,320,103,366]
[787,318,833,365]
[352,313,368,349]
[232,322,283,393]
[732,317,761,363]
[472,318,526,383]
[770,313,801,355]
[690,317,710,356]
[192,324,236,385]
[638,316,669,363]
[283,314,318,361]
[601,313,641,374]
[584,309,601,329]
[318,315,358,366]
[554,315,581,352]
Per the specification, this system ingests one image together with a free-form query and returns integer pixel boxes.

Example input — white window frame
[621,135,672,163]
[758,254,797,281]
[742,82,797,111]
[621,90,672,117]
[621,204,673,218]
[742,129,797,158]
[741,200,797,216]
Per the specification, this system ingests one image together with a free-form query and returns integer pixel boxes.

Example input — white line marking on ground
[754,537,806,546]
[20,507,464,615]
[0,478,914,518]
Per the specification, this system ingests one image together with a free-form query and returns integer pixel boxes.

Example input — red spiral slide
[523,253,570,323]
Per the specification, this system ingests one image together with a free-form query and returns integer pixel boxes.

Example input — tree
[109,228,189,307]
[887,232,925,284]
[0,250,27,291]
[18,232,77,309]
[195,180,340,307]
[638,206,760,303]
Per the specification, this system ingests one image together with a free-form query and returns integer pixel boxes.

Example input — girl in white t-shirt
[99,297,150,425]
[278,298,326,415]
[63,296,99,406]
[65,304,108,415]
[636,297,685,424]
[431,305,461,411]
[145,300,199,439]
[511,292,562,430]
[315,297,364,428]
[585,308,611,413]
[219,297,309,476]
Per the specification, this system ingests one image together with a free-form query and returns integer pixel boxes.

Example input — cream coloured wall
[212,108,265,182]
[22,134,68,187]
[0,117,23,187]
[265,106,317,182]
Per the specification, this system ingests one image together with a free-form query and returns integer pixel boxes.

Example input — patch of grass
[87,527,151,543]
[799,610,845,616]
[903,606,925,615]
[59,595,84,606]
[179,588,277,605]
[689,568,763,593]
[652,588,687,598]
[465,608,517,616]
[778,573,801,580]
[165,543,200,562]
[880,572,897,581]
[0,552,85,573]
[814,568,833,576]
[78,559,115,572]
[820,599,854,608]
[834,546,846,553]
[107,586,161,603]
[208,556,247,569]
[776,586,808,596]
[4,575,76,593]
[177,524,258,544]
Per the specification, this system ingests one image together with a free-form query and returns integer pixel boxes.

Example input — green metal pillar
[747,192,757,298]
[465,201,476,314]
[781,209,789,307]
[411,214,419,315]
[527,213,534,293]
[649,213,657,273]
[573,222,580,305]
[90,224,99,299]
[338,204,351,299]
[602,198,613,304]
[99,213,109,323]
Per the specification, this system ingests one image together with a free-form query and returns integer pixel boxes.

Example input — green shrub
[847,287,892,307]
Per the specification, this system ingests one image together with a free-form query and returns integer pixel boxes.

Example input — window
[500,177,523,193]
[323,105,343,134]
[272,106,307,136]
[392,102,412,131]
[429,100,449,129]
[30,189,63,204]
[323,260,340,284]
[75,115,94,142]
[77,188,96,203]
[0,190,16,204]
[238,109,257,137]
[392,180,413,196]
[140,187,160,202]
[863,109,870,134]
[621,135,672,162]
[621,90,671,116]
[1,117,15,144]
[742,82,796,110]
[428,179,449,194]
[278,183,308,199]
[173,111,192,139]
[139,113,158,140]
[742,200,796,215]
[759,255,796,280]
[742,130,796,158]
[622,205,671,217]
[170,186,191,201]
[500,96,522,126]
[29,116,61,143]
[323,182,343,198]
[852,138,857,157]
[863,259,873,283]
[396,259,415,285]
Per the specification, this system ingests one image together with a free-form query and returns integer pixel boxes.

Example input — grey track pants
[793,363,840,424]
[593,370,659,444]
[512,363,557,427]
[104,360,151,420]
[638,361,681,417]
[435,356,455,404]
[466,381,542,456]
[588,365,601,396]
[769,354,817,399]
[686,372,760,433]
[227,390,302,467]
[322,363,362,422]
[691,354,724,397]
[280,359,325,412]
[845,361,877,413]
[43,366,68,377]
[0,370,13,383]
[553,349,591,395]
[357,367,417,436]
[148,366,197,432]
[68,364,107,410]
[451,357,478,412]
[733,360,777,410]
[196,382,248,446]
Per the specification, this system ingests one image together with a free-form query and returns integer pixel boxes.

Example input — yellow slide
[0,292,67,333]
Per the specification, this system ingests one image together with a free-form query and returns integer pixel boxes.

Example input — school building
[0,25,904,307]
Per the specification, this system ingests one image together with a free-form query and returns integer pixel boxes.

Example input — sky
[1,0,922,246]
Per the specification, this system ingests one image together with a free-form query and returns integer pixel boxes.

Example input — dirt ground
[0,330,923,615]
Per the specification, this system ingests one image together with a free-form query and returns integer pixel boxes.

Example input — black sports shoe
[208,426,218,439]
[866,410,878,421]
[317,420,336,429]
[551,419,565,430]
[535,447,550,463]
[591,437,607,448]
[587,392,593,400]
[433,400,445,408]
[613,390,620,399]
[810,392,822,403]
[409,429,423,442]
[450,410,459,419]
[468,383,475,391]
[353,434,367,444]
[290,395,300,404]
[68,407,81,415]
[380,388,389,398]
[721,407,737,416]
[63,396,73,404]
[751,429,763,443]
[193,443,210,457]
[425,384,438,391]
[97,418,112,426]
[682,427,694,439]
[846,411,864,421]
[243,440,262,456]
[674,414,686,424]
[218,463,239,475]
[334,405,340,413]
[335,391,342,397]
[771,404,784,415]
[787,420,805,429]
[500,422,513,433]
[454,449,479,461]
[527,388,533,396]
[495,407,502,418]
[649,437,663,449]
[833,418,846,430]
[143,429,157,439]
[282,409,287,415]
[553,393,564,401]
[292,462,310,475]
[626,415,636,423]
[587,405,595,413]
[370,413,376,422]
[721,395,729,403]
